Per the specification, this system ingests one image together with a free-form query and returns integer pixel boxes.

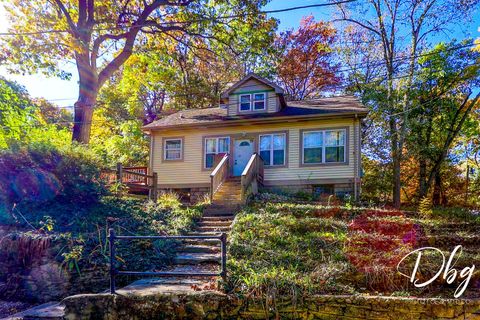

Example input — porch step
[180,245,220,254]
[174,253,221,265]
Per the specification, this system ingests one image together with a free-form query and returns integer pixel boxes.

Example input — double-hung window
[239,93,266,112]
[259,133,286,166]
[164,138,183,161]
[302,129,346,164]
[205,137,230,168]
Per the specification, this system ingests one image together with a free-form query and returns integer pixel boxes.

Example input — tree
[0,77,70,149]
[407,41,480,204]
[1,0,274,143]
[274,16,340,100]
[335,0,480,207]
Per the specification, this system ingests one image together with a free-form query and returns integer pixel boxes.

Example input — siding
[151,118,357,187]
[227,79,279,116]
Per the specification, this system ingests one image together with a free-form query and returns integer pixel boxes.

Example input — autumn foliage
[275,16,340,100]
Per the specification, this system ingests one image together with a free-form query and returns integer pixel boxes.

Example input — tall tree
[1,0,273,143]
[407,41,480,203]
[335,0,480,207]
[274,16,340,100]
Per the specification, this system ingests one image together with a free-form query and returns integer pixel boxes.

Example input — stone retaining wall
[63,292,480,320]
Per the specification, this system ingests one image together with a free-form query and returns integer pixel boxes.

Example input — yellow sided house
[142,74,368,204]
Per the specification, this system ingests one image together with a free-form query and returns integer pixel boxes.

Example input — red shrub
[345,210,418,290]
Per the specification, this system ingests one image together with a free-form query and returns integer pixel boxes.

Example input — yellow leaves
[474,38,480,53]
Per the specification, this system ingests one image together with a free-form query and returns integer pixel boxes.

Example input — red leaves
[275,15,341,100]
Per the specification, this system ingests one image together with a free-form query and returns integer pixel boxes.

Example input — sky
[0,0,479,109]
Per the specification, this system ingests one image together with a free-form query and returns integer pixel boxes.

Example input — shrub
[344,210,418,291]
[0,143,106,212]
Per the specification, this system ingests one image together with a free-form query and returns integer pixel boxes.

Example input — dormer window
[239,92,266,112]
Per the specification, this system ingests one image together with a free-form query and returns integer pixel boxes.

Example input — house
[142,73,368,204]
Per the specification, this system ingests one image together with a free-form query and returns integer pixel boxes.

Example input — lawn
[227,200,480,299]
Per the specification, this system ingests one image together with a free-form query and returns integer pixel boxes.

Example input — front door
[233,139,254,176]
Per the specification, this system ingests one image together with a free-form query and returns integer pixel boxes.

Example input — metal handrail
[108,229,227,294]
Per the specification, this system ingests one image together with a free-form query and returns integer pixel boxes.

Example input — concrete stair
[174,253,221,265]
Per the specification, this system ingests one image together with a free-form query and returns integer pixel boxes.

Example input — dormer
[221,73,286,117]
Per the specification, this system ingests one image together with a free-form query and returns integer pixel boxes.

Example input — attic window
[239,93,266,112]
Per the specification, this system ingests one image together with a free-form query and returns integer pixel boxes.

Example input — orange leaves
[275,15,341,100]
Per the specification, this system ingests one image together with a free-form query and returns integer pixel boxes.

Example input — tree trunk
[432,170,444,206]
[72,55,99,144]
[418,158,427,199]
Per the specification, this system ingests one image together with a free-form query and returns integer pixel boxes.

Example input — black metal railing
[108,228,227,294]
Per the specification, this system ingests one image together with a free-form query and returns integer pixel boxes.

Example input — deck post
[116,162,123,183]
[152,172,158,202]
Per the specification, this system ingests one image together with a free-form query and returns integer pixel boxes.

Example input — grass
[227,200,480,299]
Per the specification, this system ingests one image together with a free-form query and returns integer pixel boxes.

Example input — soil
[0,300,35,318]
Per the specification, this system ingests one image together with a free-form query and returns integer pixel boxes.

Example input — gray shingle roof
[142,95,368,130]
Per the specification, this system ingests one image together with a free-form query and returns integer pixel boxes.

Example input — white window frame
[259,133,286,166]
[238,92,266,112]
[302,129,346,164]
[204,136,230,169]
[163,138,183,161]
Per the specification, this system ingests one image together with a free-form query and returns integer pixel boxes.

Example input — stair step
[187,231,223,236]
[179,245,220,254]
[200,215,235,221]
[203,212,236,217]
[197,226,231,232]
[174,253,220,265]
[198,221,232,227]
[183,238,222,246]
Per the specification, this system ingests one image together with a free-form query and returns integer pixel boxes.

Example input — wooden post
[220,232,227,283]
[152,172,158,202]
[116,163,123,183]
[109,228,116,294]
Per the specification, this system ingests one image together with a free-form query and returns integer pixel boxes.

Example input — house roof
[142,95,368,131]
[220,73,285,99]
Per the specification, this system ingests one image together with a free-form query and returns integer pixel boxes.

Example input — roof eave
[142,110,368,132]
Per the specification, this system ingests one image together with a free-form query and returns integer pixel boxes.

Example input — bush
[0,143,106,215]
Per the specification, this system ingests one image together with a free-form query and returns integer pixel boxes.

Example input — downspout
[149,132,155,175]
[353,115,358,201]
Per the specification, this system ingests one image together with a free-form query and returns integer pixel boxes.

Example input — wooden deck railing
[240,153,264,204]
[210,154,229,201]
[101,164,158,201]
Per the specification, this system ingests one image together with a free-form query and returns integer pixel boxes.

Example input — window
[303,131,323,164]
[302,129,346,164]
[259,133,285,166]
[253,93,266,110]
[239,94,251,111]
[205,137,230,168]
[164,138,182,160]
[238,93,266,112]
[325,130,345,163]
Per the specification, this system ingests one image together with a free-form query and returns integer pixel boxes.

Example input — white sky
[0,4,78,108]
